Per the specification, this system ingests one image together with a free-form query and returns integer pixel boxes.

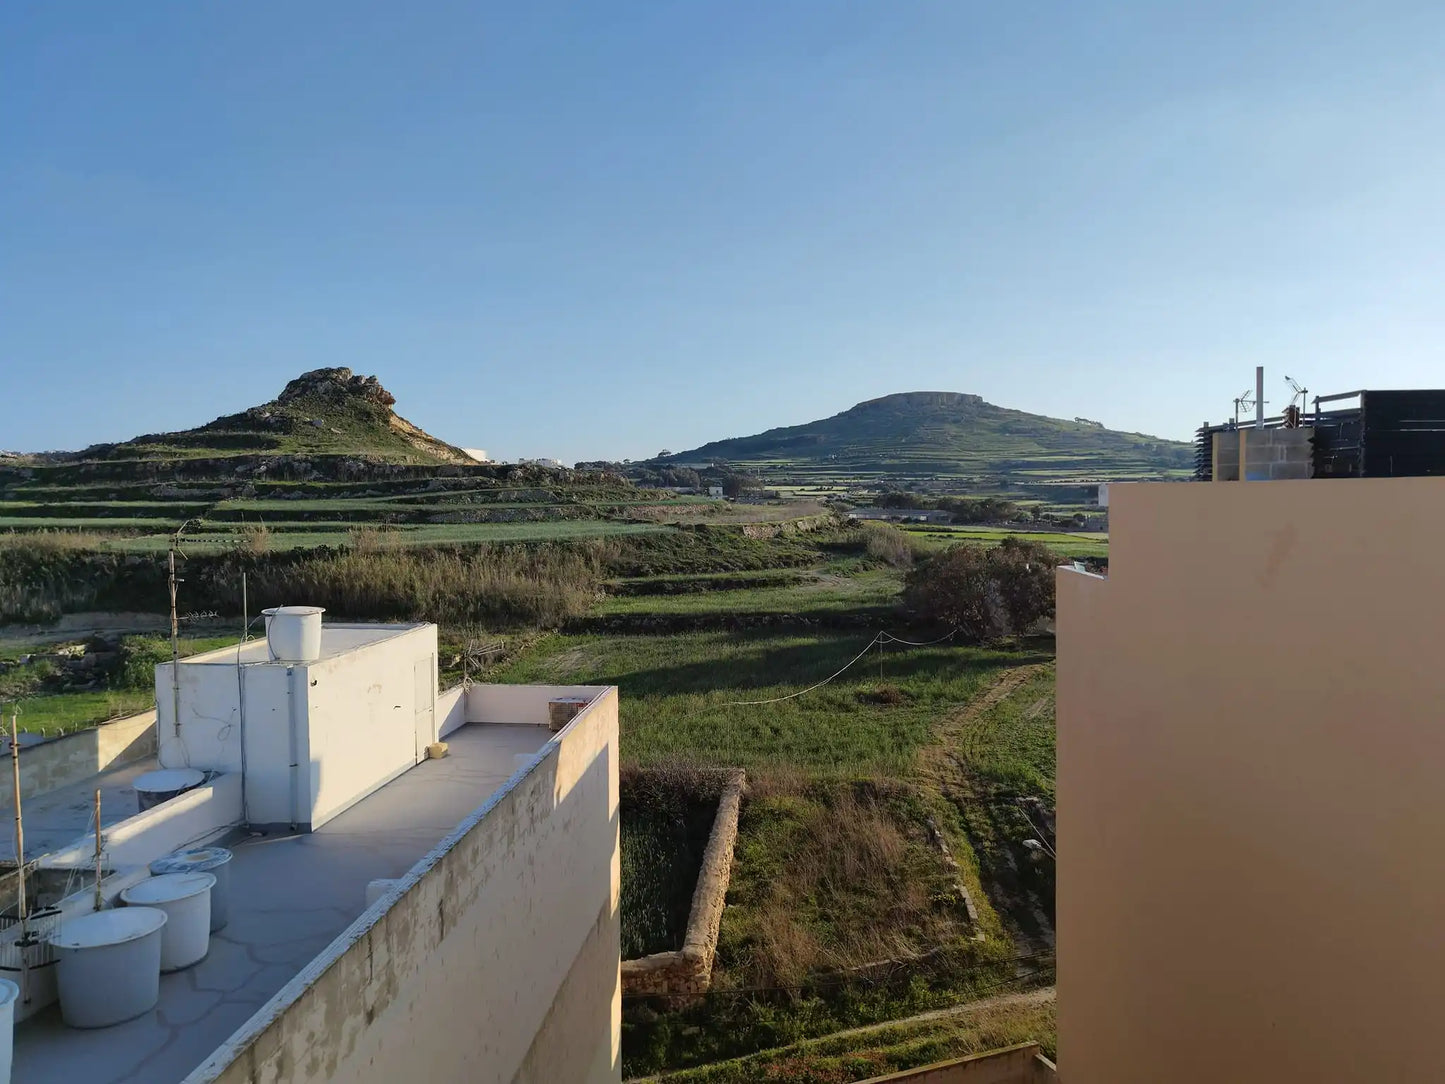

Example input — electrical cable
[677,626,960,720]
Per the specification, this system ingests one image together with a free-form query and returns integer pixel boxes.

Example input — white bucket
[120,873,215,971]
[0,978,17,1083]
[262,605,325,662]
[151,847,233,931]
[48,907,168,1028]
[134,767,206,812]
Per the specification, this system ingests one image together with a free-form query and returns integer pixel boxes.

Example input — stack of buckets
[40,846,232,1032]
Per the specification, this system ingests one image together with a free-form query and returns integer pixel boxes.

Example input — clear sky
[4,1,1443,462]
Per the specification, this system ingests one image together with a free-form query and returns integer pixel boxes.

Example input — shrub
[859,523,920,569]
[902,537,1058,641]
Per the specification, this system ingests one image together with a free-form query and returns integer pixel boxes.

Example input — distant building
[846,507,952,524]
[707,485,724,498]
[460,447,491,463]
[1195,388,1445,481]
[519,457,565,469]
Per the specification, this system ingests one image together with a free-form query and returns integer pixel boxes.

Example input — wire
[677,626,961,719]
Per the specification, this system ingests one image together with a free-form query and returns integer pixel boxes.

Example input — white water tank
[48,907,168,1027]
[134,767,206,812]
[262,605,325,662]
[120,872,216,971]
[0,978,16,1083]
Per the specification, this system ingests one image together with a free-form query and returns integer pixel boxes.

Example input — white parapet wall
[0,709,157,809]
[187,685,622,1084]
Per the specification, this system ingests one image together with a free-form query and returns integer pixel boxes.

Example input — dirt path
[624,987,1056,1083]
[916,663,1057,957]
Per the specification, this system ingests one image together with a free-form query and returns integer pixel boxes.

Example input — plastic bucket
[133,768,205,812]
[120,873,215,971]
[0,978,17,1083]
[48,908,168,1028]
[150,847,233,931]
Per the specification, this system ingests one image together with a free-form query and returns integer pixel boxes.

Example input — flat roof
[181,622,429,667]
[13,720,550,1084]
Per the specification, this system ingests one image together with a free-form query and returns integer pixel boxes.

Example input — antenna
[168,521,192,751]
[1232,389,1256,427]
[1283,375,1308,428]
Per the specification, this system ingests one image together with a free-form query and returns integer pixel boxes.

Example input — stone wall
[621,770,744,1002]
[855,1044,1057,1083]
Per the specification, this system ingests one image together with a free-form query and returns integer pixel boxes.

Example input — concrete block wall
[0,709,157,810]
[1212,427,1314,481]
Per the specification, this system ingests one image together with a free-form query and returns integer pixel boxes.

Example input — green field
[497,630,1030,775]
[594,569,902,618]
[902,525,1108,560]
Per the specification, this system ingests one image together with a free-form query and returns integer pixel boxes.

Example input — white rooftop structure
[3,612,622,1084]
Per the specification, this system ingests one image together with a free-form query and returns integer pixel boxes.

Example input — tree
[902,536,1058,641]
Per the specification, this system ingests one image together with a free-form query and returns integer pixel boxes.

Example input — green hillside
[0,369,696,553]
[665,391,1192,484]
[68,367,473,465]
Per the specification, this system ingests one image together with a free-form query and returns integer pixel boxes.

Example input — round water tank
[48,907,168,1028]
[262,605,325,662]
[120,873,216,971]
[150,847,233,931]
[0,977,17,1083]
[133,768,205,812]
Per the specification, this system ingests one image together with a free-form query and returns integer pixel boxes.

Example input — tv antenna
[1231,389,1256,426]
[1283,375,1309,428]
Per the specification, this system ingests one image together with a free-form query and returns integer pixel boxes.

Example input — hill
[664,391,1192,483]
[68,368,472,466]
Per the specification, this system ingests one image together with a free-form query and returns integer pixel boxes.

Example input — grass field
[901,525,1108,560]
[594,570,902,619]
[643,993,1055,1083]
[494,630,1032,776]
[102,520,675,552]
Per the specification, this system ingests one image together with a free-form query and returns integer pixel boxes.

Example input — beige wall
[0,709,156,809]
[187,688,621,1084]
[1057,478,1445,1083]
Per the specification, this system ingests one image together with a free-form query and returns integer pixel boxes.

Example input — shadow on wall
[197,693,622,1084]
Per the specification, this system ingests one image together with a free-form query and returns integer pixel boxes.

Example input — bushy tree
[902,536,1058,641]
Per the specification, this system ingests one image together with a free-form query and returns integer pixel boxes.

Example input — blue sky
[4,1,1443,462]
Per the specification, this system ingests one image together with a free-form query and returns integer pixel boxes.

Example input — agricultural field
[1,491,1061,1081]
[477,525,1059,1079]
[901,525,1109,560]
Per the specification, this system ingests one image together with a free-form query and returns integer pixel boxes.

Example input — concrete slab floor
[12,722,550,1084]
[0,755,161,863]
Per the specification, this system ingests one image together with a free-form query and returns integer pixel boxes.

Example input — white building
[7,613,621,1084]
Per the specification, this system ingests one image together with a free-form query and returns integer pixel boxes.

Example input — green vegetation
[494,631,1028,776]
[642,994,1055,1083]
[902,525,1107,560]
[0,634,240,737]
[620,767,723,959]
[661,391,1190,485]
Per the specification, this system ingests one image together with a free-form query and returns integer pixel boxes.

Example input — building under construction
[1195,387,1445,482]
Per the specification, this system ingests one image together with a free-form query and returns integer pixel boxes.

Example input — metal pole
[1255,366,1265,429]
[169,546,182,739]
[11,707,28,1001]
[241,571,248,643]
[93,789,103,911]
[11,709,26,927]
